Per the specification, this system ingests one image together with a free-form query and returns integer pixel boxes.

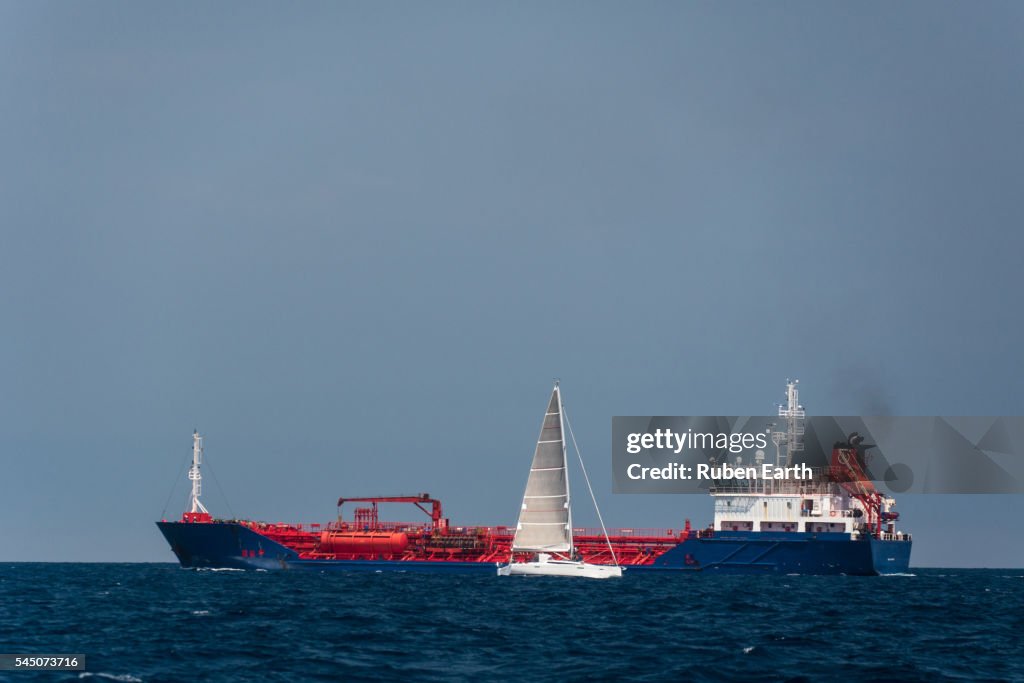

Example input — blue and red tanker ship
[157,382,912,575]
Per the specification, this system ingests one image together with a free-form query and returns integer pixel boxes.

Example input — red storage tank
[319,531,410,555]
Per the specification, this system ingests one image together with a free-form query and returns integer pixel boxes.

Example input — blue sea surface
[1,564,1022,682]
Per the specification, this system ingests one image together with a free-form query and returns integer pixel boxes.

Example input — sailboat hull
[496,559,623,579]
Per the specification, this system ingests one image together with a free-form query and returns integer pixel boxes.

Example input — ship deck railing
[457,526,683,539]
[236,519,684,539]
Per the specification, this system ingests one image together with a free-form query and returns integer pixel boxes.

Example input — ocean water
[1,564,1022,682]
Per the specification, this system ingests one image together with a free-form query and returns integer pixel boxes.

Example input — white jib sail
[511,384,572,553]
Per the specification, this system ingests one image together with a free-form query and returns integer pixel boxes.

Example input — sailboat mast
[555,380,573,553]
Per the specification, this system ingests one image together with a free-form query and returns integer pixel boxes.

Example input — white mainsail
[511,384,572,553]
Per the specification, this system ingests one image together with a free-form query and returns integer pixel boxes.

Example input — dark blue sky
[2,2,1022,566]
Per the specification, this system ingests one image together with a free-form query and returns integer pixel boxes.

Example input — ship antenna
[188,430,209,515]
[777,379,806,466]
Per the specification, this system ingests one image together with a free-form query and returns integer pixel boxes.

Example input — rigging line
[160,454,189,520]
[563,406,620,568]
[202,450,236,520]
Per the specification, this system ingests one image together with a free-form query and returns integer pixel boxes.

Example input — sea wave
[79,673,143,682]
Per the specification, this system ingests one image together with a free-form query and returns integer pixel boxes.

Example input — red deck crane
[830,435,885,536]
[336,494,447,532]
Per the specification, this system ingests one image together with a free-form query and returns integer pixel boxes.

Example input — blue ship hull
[641,531,912,575]
[157,521,300,571]
[157,522,911,576]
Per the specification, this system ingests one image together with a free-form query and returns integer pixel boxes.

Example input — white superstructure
[712,474,862,535]
[710,382,907,542]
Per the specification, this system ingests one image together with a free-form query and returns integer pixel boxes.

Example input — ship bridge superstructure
[711,471,856,535]
[709,380,909,543]
[710,468,907,540]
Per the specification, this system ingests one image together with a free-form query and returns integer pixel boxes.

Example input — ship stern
[869,537,912,574]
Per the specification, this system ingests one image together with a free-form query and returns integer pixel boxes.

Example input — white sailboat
[497,381,623,579]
